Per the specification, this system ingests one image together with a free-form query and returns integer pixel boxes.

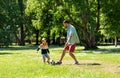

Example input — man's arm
[65,26,74,46]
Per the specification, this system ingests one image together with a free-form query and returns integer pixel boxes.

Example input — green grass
[0,45,120,78]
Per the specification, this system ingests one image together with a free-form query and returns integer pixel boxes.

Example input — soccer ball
[50,60,56,65]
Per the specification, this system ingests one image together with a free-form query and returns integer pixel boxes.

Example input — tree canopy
[0,0,120,49]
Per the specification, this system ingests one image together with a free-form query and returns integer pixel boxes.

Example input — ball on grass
[50,60,56,65]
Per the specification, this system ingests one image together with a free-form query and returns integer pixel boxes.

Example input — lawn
[0,45,120,78]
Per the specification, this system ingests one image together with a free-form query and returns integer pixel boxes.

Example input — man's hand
[65,42,69,47]
[65,36,72,47]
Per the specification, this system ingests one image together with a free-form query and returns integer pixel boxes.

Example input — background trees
[25,0,66,45]
[100,0,120,47]
[0,0,19,46]
[56,0,101,49]
[0,0,27,46]
[0,0,120,49]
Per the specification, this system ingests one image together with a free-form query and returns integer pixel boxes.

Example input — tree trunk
[115,36,117,47]
[35,30,39,45]
[80,0,98,49]
[47,30,50,45]
[19,25,25,45]
[52,33,56,45]
[18,0,25,46]
[81,16,97,49]
[96,0,100,31]
[64,0,100,49]
[83,32,98,49]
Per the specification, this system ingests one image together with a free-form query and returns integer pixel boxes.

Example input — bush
[0,29,12,47]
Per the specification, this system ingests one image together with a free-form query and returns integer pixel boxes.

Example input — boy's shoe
[56,61,62,65]
[74,61,79,65]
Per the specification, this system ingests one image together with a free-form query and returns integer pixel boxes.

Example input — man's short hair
[63,20,69,23]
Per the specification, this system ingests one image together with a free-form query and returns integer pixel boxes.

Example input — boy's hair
[42,38,46,41]
[63,20,69,23]
[40,38,48,46]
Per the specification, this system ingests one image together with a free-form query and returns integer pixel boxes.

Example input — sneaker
[74,61,79,65]
[56,61,62,65]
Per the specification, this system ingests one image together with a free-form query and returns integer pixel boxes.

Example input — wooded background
[0,0,120,49]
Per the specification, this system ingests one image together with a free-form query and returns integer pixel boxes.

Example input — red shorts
[64,43,76,52]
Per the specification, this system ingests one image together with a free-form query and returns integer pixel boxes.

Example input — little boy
[36,38,50,64]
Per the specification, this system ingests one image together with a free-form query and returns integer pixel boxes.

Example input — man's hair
[63,20,69,23]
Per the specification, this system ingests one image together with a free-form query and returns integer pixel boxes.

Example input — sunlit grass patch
[0,45,120,78]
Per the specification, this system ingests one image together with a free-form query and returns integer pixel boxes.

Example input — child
[36,38,50,64]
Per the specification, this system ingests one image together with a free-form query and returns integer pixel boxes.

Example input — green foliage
[50,26,66,39]
[0,29,12,47]
[1,0,120,47]
[0,0,19,46]
[101,0,120,38]
[54,0,101,49]
[25,0,66,41]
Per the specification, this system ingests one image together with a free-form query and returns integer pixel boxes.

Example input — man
[56,20,80,65]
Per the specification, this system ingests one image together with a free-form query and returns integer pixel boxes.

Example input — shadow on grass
[0,52,20,55]
[0,45,37,51]
[0,45,64,51]
[75,47,120,54]
[95,48,120,53]
[1,45,120,54]
[56,63,101,66]
[79,63,101,66]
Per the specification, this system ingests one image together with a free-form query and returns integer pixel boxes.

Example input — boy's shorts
[42,54,50,59]
[64,43,76,52]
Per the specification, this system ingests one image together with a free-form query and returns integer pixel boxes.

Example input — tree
[54,0,101,49]
[0,0,29,46]
[25,0,65,45]
[0,0,19,46]
[25,0,43,45]
[25,0,102,49]
[18,0,26,45]
[101,0,120,47]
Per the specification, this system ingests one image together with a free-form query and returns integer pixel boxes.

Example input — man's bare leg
[59,50,66,62]
[69,52,78,64]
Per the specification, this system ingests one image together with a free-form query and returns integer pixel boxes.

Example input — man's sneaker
[74,61,79,65]
[56,61,62,65]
